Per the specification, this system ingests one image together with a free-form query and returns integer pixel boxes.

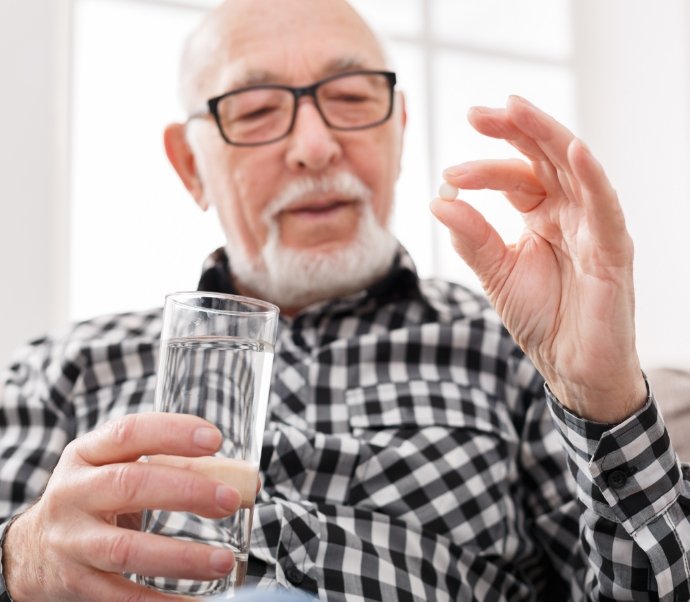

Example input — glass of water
[138,292,279,596]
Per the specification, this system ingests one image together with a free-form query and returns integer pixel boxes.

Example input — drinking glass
[138,292,279,596]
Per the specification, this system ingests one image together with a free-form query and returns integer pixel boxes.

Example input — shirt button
[607,469,628,489]
[286,566,304,585]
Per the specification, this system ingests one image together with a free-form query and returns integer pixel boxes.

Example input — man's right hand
[3,413,242,601]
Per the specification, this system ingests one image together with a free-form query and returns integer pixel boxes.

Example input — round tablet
[438,182,459,201]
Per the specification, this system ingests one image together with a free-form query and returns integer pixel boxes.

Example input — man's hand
[3,413,242,601]
[431,95,647,424]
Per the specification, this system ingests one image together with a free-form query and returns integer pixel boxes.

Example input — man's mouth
[282,198,358,218]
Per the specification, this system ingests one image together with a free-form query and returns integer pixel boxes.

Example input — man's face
[182,0,405,289]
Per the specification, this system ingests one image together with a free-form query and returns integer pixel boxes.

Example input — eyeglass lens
[216,72,392,145]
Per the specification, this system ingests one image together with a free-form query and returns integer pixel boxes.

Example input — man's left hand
[431,95,647,424]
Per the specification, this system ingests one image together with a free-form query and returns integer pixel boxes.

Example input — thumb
[430,198,507,283]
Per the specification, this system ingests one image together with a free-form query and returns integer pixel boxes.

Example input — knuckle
[111,463,145,506]
[182,473,203,502]
[59,567,85,595]
[183,472,216,512]
[62,437,80,460]
[166,471,204,512]
[106,531,135,572]
[39,483,70,523]
[107,414,139,446]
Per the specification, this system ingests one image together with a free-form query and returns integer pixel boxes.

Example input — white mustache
[262,172,373,224]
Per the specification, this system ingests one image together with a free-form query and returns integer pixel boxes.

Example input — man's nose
[284,99,342,172]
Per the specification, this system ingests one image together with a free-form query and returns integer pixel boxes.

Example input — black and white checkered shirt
[1,247,689,601]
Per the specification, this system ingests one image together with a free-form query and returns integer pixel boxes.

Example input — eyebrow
[231,57,377,89]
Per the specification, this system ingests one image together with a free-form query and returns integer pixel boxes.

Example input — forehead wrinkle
[229,56,381,90]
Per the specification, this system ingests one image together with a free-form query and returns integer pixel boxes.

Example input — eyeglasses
[189,70,397,147]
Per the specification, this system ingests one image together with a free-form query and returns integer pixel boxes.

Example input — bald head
[178,0,388,113]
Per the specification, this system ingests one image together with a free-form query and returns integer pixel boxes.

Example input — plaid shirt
[1,247,689,601]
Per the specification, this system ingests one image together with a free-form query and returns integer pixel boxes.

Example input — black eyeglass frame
[189,70,397,147]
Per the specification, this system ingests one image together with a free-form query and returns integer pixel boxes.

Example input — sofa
[647,368,690,463]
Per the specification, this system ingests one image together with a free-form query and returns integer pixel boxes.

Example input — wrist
[548,372,649,424]
[0,514,22,602]
[1,509,40,602]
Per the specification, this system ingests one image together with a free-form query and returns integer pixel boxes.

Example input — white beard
[228,172,398,309]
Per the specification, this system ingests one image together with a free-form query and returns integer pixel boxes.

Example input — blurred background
[1,0,689,371]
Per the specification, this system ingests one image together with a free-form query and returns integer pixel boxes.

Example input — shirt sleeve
[546,384,690,601]
[0,337,75,526]
[0,337,77,600]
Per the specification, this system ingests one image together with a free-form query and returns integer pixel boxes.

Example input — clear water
[138,336,273,596]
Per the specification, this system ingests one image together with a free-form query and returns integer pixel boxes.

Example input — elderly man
[1,0,689,600]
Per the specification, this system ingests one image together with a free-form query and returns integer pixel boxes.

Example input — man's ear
[395,91,407,178]
[398,90,408,129]
[164,123,208,210]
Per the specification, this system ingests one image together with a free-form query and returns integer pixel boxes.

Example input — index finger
[75,413,222,466]
[467,105,548,162]
[505,95,577,174]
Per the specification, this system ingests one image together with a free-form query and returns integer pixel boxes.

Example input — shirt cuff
[545,383,683,533]
[0,516,19,602]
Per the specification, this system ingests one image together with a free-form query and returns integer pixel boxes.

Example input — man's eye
[329,93,369,103]
[235,105,279,121]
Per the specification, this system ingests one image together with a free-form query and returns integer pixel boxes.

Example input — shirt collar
[196,245,424,319]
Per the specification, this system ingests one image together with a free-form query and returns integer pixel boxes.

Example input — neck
[234,280,303,317]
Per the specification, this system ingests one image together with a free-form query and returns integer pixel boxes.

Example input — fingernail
[210,549,235,574]
[216,485,240,511]
[509,94,531,106]
[575,138,592,156]
[443,165,467,177]
[468,105,489,114]
[193,427,221,450]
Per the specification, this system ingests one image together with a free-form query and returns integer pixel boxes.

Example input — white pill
[438,182,459,201]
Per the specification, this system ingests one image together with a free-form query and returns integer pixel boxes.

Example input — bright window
[70,0,222,320]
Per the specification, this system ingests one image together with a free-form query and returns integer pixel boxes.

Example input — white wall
[0,0,70,366]
[2,0,690,371]
[572,0,690,369]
